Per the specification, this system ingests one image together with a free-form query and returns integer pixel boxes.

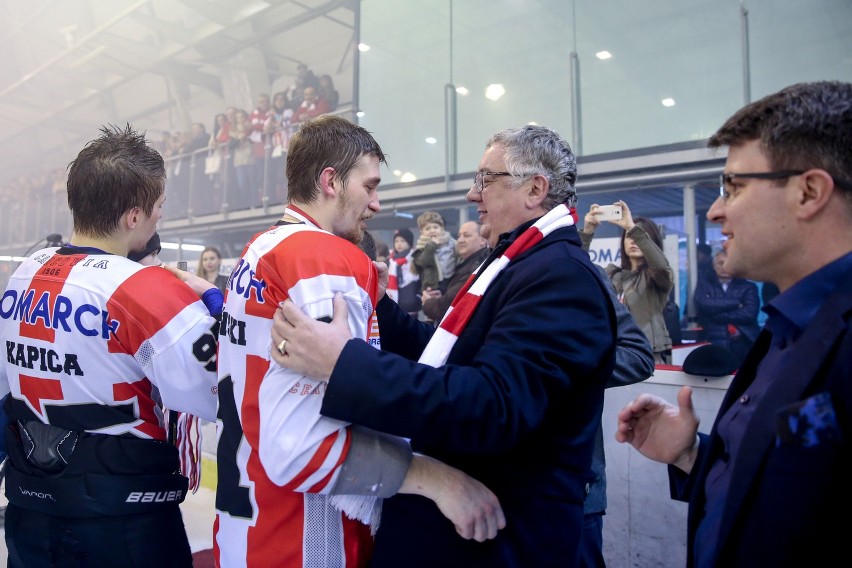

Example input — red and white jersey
[214,207,380,568]
[0,247,218,438]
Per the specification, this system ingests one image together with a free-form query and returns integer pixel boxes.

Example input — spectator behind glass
[693,249,760,366]
[318,74,339,111]
[375,238,390,264]
[269,123,620,567]
[196,245,229,293]
[615,81,852,567]
[264,91,292,199]
[230,108,254,210]
[211,113,229,149]
[421,220,488,324]
[581,200,674,364]
[696,242,714,280]
[387,227,421,317]
[294,86,330,123]
[411,210,456,296]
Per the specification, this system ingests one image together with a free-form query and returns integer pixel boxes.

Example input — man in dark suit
[270,124,618,566]
[615,81,852,567]
[693,249,761,365]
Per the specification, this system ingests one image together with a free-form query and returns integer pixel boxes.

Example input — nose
[466,185,480,202]
[707,196,724,223]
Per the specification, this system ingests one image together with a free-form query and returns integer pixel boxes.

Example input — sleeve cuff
[201,288,224,316]
[330,425,413,498]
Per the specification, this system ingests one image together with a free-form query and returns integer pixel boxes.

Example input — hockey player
[0,124,219,566]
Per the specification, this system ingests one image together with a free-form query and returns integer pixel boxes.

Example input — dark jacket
[669,267,852,567]
[586,266,654,515]
[693,273,761,346]
[421,246,489,323]
[321,221,617,567]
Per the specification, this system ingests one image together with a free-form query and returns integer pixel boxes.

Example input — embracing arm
[299,257,614,453]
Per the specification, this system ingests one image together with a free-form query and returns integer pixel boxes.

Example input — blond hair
[417,210,444,230]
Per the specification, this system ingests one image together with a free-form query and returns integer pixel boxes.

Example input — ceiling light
[595,51,612,60]
[661,98,676,107]
[400,172,417,183]
[160,242,206,252]
[485,84,506,101]
[425,137,437,144]
[455,86,469,96]
[358,43,370,52]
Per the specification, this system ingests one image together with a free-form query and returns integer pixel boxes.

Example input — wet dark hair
[66,123,165,238]
[286,115,386,204]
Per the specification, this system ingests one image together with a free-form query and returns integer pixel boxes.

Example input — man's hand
[614,386,700,474]
[400,454,506,542]
[160,263,216,298]
[270,292,351,381]
[421,287,442,305]
[373,260,389,300]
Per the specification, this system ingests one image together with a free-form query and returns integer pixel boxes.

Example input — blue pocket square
[776,391,843,447]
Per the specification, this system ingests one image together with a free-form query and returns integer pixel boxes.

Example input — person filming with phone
[581,199,674,363]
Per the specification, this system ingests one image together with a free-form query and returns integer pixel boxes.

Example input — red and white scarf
[166,409,202,493]
[386,250,417,302]
[419,204,577,367]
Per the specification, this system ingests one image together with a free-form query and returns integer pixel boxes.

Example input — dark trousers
[5,503,193,568]
[579,512,606,568]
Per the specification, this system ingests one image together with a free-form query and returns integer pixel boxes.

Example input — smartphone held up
[596,204,623,221]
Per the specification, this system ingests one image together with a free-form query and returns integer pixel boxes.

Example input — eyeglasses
[472,171,516,193]
[718,170,804,201]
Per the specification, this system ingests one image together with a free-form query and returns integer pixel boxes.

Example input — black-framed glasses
[472,171,514,193]
[718,170,804,200]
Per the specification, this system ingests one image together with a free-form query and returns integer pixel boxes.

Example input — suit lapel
[714,271,852,553]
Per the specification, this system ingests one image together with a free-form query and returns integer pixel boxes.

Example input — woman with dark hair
[318,74,339,111]
[581,200,674,363]
[196,245,229,293]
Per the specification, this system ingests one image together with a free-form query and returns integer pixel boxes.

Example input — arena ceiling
[0,0,358,183]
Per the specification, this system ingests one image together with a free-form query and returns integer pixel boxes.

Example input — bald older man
[421,221,489,324]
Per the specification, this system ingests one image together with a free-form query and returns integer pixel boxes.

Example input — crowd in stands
[155,64,341,218]
[0,64,341,228]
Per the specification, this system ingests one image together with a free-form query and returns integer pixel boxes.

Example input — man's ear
[525,174,549,209]
[797,169,836,220]
[124,207,141,229]
[319,167,337,197]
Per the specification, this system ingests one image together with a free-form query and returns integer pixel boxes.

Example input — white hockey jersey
[0,247,218,438]
[214,207,381,568]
